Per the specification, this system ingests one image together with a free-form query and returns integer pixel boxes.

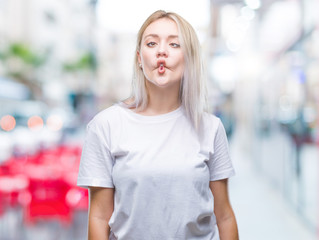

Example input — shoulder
[202,111,220,123]
[201,111,222,133]
[87,104,122,130]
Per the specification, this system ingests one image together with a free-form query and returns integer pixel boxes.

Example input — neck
[139,81,181,115]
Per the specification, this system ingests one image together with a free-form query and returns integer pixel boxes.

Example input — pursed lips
[156,60,167,70]
[157,59,166,67]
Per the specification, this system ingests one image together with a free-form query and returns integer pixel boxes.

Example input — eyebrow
[143,34,179,39]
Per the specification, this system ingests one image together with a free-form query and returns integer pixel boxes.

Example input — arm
[210,179,238,240]
[88,187,114,240]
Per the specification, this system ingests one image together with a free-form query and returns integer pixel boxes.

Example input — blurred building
[0,0,97,111]
[95,31,135,108]
[208,0,319,231]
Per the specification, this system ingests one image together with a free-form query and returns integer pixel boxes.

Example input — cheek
[172,52,184,64]
[140,49,153,65]
[172,55,185,70]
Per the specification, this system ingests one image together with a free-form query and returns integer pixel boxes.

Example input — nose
[156,45,168,58]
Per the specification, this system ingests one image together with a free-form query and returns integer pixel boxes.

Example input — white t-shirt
[77,103,235,240]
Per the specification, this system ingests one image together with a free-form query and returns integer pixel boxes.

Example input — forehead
[143,18,179,38]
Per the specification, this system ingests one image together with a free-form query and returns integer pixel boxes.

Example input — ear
[137,51,142,65]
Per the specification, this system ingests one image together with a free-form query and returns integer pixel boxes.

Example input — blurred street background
[0,0,318,239]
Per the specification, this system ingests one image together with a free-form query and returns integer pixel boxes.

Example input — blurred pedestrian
[77,10,238,240]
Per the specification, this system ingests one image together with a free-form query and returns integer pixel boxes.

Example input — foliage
[0,43,47,67]
[63,51,96,72]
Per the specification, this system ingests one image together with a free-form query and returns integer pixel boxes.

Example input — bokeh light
[27,116,44,131]
[46,115,63,131]
[0,115,16,131]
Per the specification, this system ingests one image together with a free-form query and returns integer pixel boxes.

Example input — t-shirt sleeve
[77,119,114,189]
[207,118,235,181]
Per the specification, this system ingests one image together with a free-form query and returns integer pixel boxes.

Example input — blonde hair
[124,10,207,129]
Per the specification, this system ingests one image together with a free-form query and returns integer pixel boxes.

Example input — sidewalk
[228,131,317,240]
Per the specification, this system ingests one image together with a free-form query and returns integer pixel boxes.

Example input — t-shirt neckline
[116,102,183,122]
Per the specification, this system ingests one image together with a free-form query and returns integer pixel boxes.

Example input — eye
[170,43,180,48]
[146,42,157,47]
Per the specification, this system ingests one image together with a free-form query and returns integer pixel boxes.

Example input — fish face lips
[157,60,166,68]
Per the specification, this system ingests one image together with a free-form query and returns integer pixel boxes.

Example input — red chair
[0,174,30,209]
[66,187,88,211]
[0,144,84,225]
[63,170,88,211]
[24,177,72,226]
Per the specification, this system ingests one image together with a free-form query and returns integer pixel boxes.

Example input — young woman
[77,10,239,240]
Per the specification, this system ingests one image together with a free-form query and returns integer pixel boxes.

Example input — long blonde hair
[124,10,207,129]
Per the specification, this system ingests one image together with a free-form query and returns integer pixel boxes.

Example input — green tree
[0,42,48,99]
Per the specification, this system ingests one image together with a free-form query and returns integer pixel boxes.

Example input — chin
[156,80,181,89]
[145,74,181,88]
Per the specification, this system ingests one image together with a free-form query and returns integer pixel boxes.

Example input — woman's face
[138,18,184,89]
